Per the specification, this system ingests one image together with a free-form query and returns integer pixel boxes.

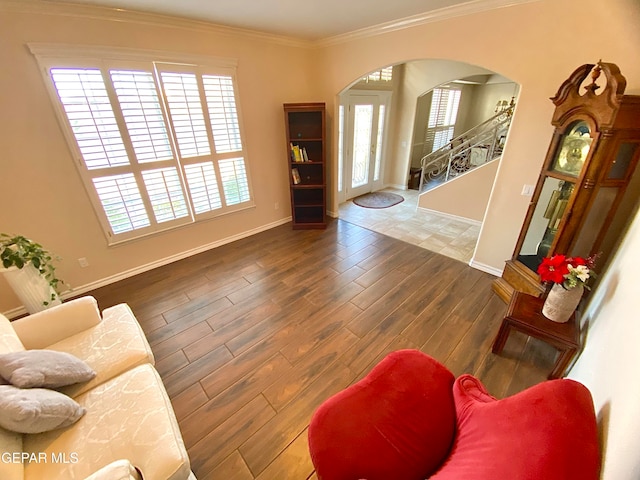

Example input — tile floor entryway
[339,188,480,263]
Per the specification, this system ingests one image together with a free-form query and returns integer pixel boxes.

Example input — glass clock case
[517,120,592,271]
[493,62,640,303]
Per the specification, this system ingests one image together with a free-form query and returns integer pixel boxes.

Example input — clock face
[551,121,592,176]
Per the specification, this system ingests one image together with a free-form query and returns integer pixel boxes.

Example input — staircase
[419,102,514,191]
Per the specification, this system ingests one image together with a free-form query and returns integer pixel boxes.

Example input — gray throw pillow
[0,385,86,434]
[0,350,96,389]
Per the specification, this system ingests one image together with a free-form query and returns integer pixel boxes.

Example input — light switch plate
[521,184,534,196]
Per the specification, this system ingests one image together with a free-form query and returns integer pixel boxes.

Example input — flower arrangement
[537,254,597,290]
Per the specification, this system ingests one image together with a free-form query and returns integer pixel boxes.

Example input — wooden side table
[492,292,580,379]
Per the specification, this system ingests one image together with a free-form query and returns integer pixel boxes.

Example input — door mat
[352,192,404,209]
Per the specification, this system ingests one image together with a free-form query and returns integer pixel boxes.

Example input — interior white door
[342,92,388,200]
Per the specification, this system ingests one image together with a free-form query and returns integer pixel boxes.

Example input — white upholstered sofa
[0,296,195,480]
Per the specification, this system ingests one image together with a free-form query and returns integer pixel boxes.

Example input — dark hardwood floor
[87,219,557,480]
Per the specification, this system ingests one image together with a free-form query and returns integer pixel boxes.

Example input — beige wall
[461,81,518,132]
[316,0,640,275]
[0,2,318,313]
[2,1,640,475]
[568,205,640,479]
[408,79,515,169]
[311,2,640,477]
[1,0,637,301]
[418,159,499,222]
[385,59,494,186]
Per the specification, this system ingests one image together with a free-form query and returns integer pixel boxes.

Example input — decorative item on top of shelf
[0,234,66,313]
[537,254,597,323]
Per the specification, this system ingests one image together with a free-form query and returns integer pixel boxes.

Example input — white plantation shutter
[201,74,250,208]
[141,168,189,222]
[160,72,211,158]
[157,66,251,214]
[425,87,462,153]
[219,158,250,205]
[433,128,454,150]
[92,174,150,233]
[110,70,173,163]
[51,69,129,170]
[184,162,222,213]
[203,75,242,153]
[36,48,253,244]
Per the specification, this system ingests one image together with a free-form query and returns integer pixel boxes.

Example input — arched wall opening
[334,58,520,263]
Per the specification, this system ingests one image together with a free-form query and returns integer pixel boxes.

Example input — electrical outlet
[78,257,89,268]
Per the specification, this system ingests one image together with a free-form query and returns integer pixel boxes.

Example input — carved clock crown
[549,61,627,128]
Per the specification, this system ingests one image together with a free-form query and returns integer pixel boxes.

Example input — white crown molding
[28,42,239,68]
[317,0,541,47]
[5,0,541,49]
[0,0,313,48]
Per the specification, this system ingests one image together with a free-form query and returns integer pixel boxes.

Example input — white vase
[542,283,583,323]
[1,264,61,314]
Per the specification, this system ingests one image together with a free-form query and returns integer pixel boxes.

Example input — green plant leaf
[0,233,66,307]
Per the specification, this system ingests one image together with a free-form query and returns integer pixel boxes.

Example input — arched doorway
[337,59,520,264]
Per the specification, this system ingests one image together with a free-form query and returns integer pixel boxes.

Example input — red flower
[537,255,570,284]
[568,256,586,267]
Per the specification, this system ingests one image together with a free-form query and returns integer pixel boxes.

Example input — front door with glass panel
[341,92,389,200]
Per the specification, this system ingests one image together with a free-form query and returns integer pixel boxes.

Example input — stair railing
[418,103,514,191]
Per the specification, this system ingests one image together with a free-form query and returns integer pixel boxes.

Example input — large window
[31,45,253,244]
[361,66,393,83]
[425,87,462,153]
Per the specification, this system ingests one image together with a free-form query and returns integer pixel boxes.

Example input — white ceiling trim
[28,42,239,68]
[1,0,312,48]
[318,0,541,47]
[3,0,540,48]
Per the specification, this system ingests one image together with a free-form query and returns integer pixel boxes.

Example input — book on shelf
[290,143,303,162]
[291,167,301,184]
[302,147,309,162]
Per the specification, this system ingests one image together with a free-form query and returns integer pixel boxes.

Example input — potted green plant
[0,234,65,312]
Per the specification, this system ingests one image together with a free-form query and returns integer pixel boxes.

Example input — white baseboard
[385,183,407,191]
[417,207,482,227]
[3,217,292,319]
[469,258,504,276]
[3,306,27,320]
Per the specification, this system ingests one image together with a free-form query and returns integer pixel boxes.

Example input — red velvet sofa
[308,350,600,480]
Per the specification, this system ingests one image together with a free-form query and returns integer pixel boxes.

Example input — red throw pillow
[308,350,456,480]
[430,374,601,480]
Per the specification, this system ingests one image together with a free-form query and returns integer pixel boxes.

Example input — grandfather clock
[493,61,640,303]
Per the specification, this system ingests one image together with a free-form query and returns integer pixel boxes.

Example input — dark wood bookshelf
[284,103,326,229]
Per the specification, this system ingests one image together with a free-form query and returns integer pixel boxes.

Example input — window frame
[425,86,462,153]
[30,44,255,245]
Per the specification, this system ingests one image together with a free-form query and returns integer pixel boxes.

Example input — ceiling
[45,0,478,41]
